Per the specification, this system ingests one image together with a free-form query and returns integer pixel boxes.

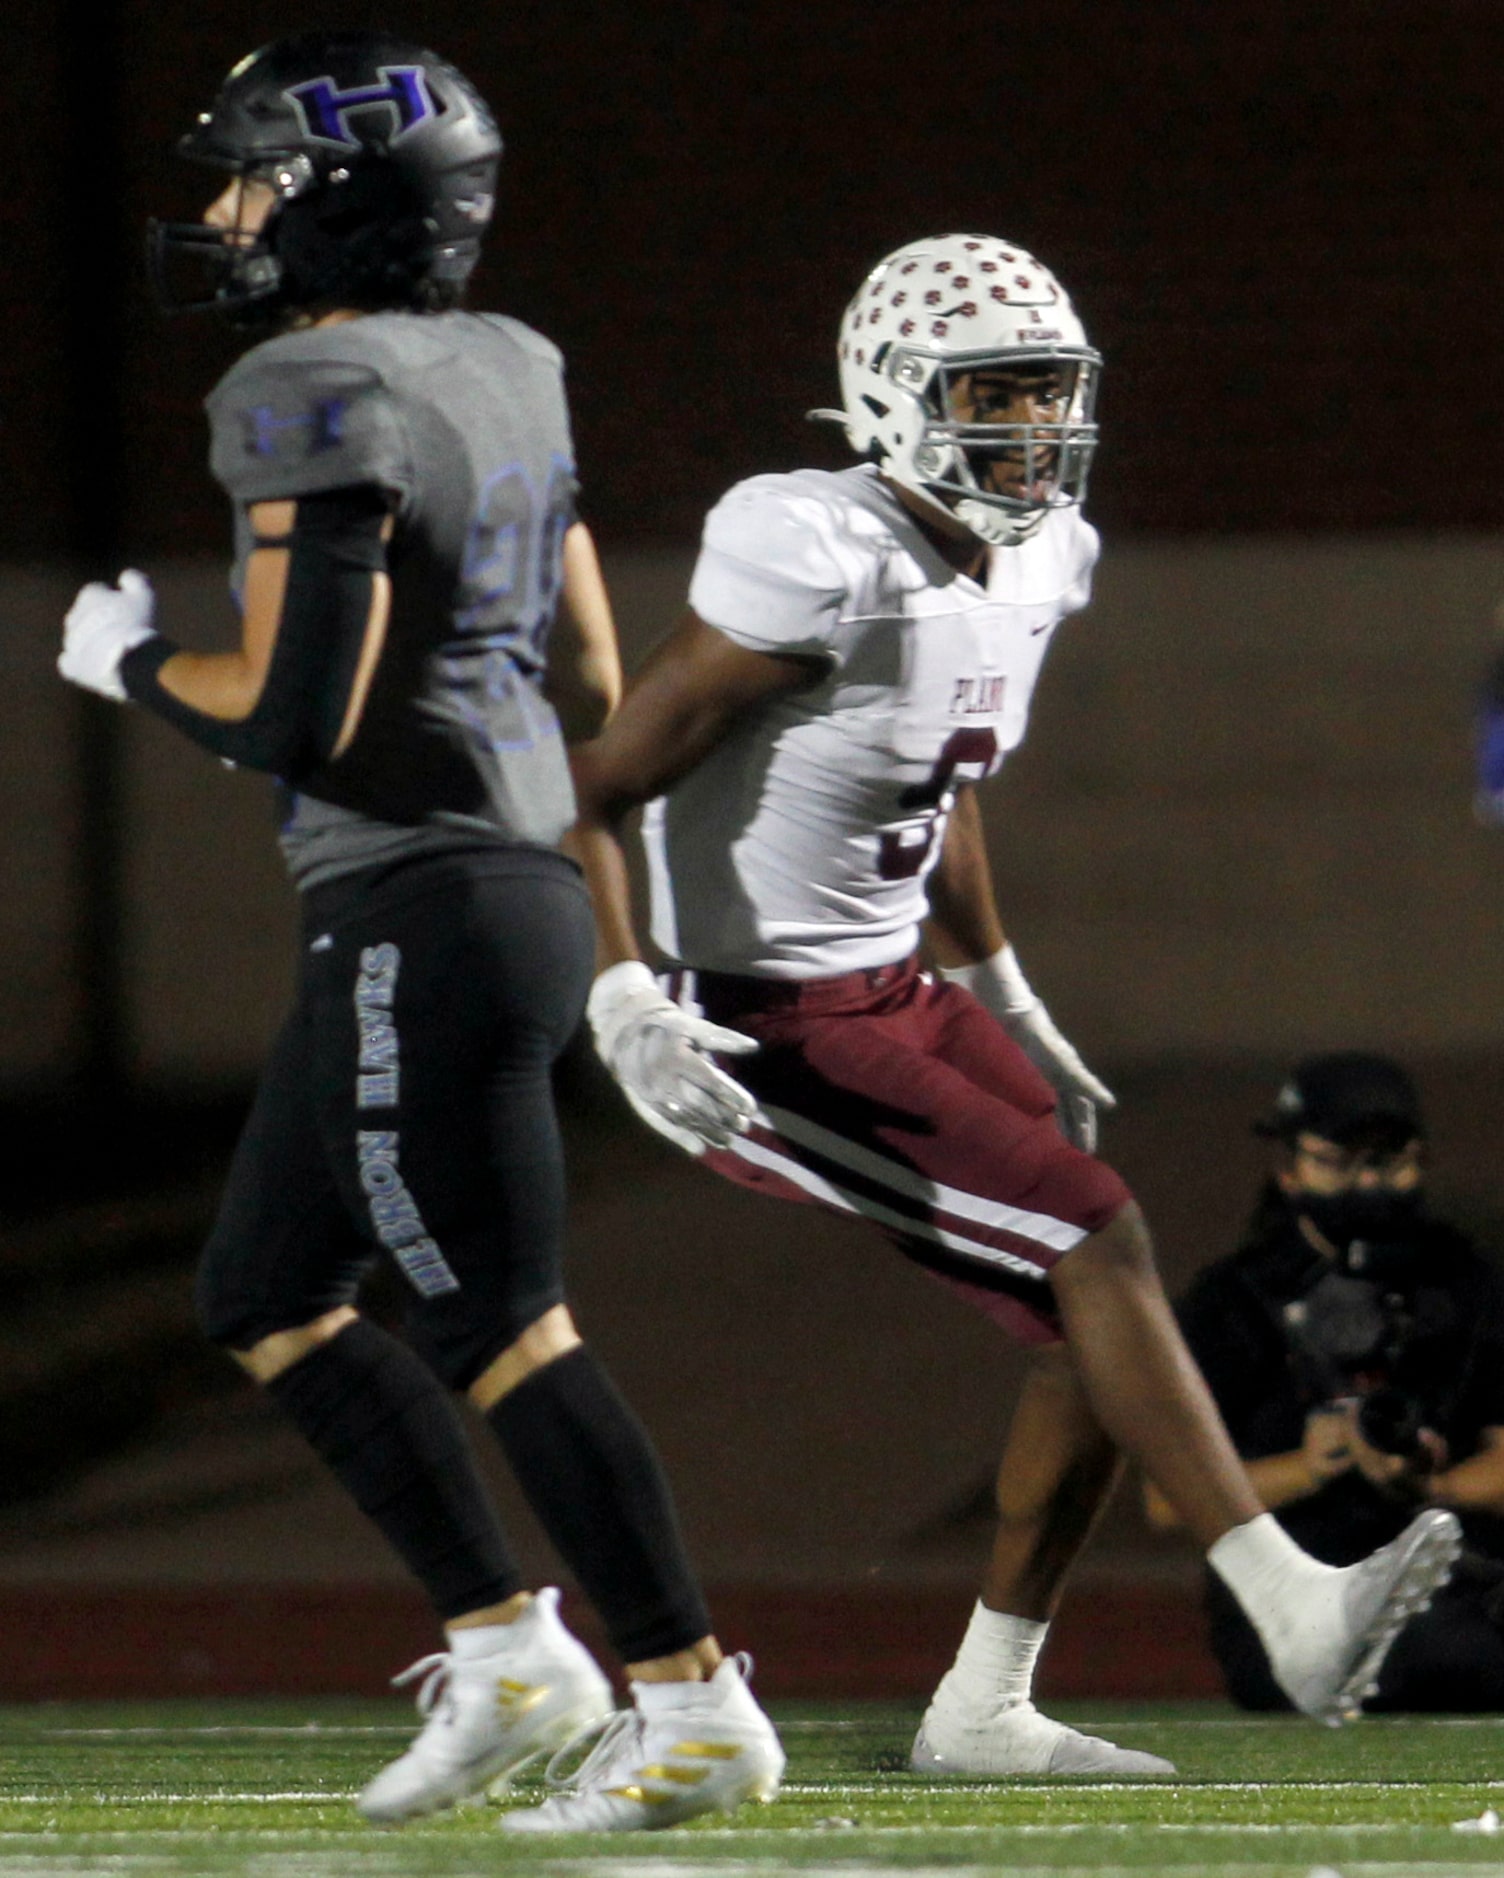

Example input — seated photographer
[1147,1052,1504,1710]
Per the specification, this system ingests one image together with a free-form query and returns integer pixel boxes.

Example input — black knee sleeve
[266,1317,520,1621]
[486,1345,711,1662]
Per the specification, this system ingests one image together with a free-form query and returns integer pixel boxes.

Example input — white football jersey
[644,465,1098,977]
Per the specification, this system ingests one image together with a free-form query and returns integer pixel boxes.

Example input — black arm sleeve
[120,487,391,781]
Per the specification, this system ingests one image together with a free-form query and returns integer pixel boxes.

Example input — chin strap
[803,415,1051,550]
[951,496,1047,548]
[894,477,1047,551]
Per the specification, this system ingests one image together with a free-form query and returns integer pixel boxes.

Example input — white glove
[939,944,1116,1153]
[587,960,759,1156]
[59,569,159,702]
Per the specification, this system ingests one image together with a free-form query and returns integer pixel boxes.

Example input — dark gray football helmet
[149,32,502,321]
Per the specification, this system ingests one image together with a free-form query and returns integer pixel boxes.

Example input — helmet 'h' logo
[285,66,435,147]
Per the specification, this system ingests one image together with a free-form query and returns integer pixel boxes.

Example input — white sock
[1208,1513,1342,1654]
[936,1603,1048,1711]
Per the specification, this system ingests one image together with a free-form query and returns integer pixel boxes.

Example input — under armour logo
[240,397,348,459]
[285,66,435,148]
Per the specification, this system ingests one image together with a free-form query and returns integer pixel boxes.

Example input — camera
[1354,1386,1430,1466]
[1280,1268,1439,1472]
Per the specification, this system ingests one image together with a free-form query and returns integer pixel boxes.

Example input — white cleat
[356,1587,614,1824]
[500,1653,785,1833]
[1271,1507,1462,1725]
[910,1699,1175,1778]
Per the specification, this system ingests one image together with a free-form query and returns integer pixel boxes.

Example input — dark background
[15,0,1504,570]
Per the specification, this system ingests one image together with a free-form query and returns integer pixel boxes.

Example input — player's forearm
[547,523,623,742]
[562,816,647,970]
[146,527,294,721]
[122,635,338,776]
[121,490,390,774]
[925,788,1007,965]
[566,726,648,965]
[122,567,387,775]
[151,645,270,720]
[545,663,619,743]
[563,685,709,975]
[927,897,1007,968]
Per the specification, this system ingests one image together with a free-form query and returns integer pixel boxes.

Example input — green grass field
[5,1698,1504,1875]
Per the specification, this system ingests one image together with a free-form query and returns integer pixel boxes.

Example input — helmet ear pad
[271,162,429,306]
[268,151,496,308]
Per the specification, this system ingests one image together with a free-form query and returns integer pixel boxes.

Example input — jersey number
[458,456,572,662]
[452,457,573,755]
[877,727,999,880]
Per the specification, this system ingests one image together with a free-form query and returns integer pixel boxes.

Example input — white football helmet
[815,234,1101,546]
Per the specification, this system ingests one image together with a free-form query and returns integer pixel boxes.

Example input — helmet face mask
[822,235,1102,546]
[902,346,1101,544]
[149,33,502,324]
[149,168,302,317]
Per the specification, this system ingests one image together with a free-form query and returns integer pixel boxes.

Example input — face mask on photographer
[1278,1131,1427,1270]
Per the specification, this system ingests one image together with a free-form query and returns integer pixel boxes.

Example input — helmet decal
[284,67,437,149]
[239,397,348,459]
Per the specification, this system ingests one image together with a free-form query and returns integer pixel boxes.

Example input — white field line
[4,1777,1502,1804]
[28,1722,864,1740]
[0,1794,342,1805]
[35,1727,411,1738]
[787,1779,1499,1795]
[28,1716,1504,1736]
[26,1719,870,1741]
[0,1815,1491,1836]
[536,1865,1504,1878]
[18,1780,1488,1796]
[784,1780,1502,1795]
[542,1867,1504,1878]
[538,1866,1504,1878]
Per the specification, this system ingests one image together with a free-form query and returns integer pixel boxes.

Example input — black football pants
[197,847,594,1388]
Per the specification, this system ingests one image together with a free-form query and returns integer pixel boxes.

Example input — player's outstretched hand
[59,569,158,702]
[939,944,1116,1154]
[587,960,759,1157]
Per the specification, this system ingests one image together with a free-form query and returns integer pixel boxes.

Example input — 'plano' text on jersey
[951,675,1007,716]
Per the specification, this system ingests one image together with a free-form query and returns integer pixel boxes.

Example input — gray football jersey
[205,309,580,887]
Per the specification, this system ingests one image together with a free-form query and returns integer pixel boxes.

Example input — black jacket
[1178,1201,1504,1567]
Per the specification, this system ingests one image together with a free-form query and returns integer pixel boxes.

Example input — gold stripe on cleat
[671,1741,742,1760]
[495,1681,547,1719]
[640,1764,710,1786]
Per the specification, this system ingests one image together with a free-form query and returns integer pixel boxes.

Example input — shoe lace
[390,1651,454,1719]
[535,1655,755,1800]
[540,1707,642,1795]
